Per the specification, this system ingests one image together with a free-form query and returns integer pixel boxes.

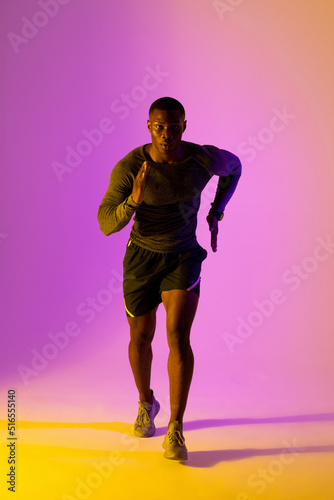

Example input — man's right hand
[132,161,149,205]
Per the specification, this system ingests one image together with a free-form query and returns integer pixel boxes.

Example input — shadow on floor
[5,413,334,469]
[153,412,334,436]
[183,444,334,468]
[7,412,334,468]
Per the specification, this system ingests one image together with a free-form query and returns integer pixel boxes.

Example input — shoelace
[135,403,151,427]
[167,429,185,447]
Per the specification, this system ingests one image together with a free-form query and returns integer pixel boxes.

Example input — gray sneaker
[162,421,188,461]
[134,391,160,437]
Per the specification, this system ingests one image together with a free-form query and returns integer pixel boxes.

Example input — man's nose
[162,128,171,138]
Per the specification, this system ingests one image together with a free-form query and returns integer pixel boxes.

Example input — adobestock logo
[223,235,334,354]
[60,392,172,500]
[17,269,124,385]
[52,65,169,183]
[238,107,296,162]
[7,0,72,54]
[236,439,303,500]
[213,0,244,21]
[178,175,233,225]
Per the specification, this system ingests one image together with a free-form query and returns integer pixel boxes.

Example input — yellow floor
[1,416,334,500]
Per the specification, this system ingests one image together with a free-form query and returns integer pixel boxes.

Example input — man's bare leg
[161,290,199,425]
[127,307,158,404]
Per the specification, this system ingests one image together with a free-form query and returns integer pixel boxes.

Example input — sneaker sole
[163,449,188,461]
[162,440,188,461]
[134,424,156,438]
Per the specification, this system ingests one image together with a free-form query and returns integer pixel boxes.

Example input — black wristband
[209,209,224,221]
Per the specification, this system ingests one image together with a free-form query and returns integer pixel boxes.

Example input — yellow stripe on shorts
[124,299,135,317]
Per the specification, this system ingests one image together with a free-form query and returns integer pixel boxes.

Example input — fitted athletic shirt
[98,141,241,253]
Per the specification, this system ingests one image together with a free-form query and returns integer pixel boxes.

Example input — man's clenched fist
[132,161,149,205]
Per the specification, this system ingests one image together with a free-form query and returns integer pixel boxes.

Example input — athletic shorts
[123,240,208,317]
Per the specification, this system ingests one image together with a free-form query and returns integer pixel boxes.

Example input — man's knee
[130,329,154,349]
[128,315,156,348]
[167,329,191,354]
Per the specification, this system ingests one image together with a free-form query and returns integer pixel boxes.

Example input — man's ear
[147,119,151,132]
[183,120,187,132]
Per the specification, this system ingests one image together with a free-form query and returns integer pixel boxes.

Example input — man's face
[147,109,187,159]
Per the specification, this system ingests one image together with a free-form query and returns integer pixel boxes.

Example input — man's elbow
[231,154,242,177]
[97,210,112,236]
[97,219,111,236]
[100,225,113,236]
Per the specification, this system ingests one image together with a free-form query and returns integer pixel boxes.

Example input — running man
[98,97,241,461]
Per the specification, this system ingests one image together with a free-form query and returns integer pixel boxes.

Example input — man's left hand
[206,214,219,252]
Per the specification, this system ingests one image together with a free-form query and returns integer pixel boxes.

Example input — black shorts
[123,240,208,317]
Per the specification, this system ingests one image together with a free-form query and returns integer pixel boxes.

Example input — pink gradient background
[1,0,334,423]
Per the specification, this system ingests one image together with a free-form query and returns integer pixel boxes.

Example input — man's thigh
[123,241,164,317]
[159,244,207,297]
[161,289,199,341]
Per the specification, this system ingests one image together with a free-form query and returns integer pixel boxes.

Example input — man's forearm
[210,165,241,215]
[97,195,139,236]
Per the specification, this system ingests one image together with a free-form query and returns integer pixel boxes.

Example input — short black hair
[149,97,185,118]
